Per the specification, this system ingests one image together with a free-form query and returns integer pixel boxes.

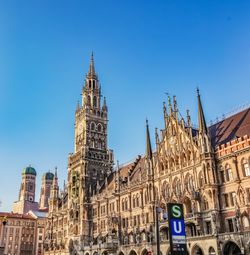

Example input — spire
[168,96,172,116]
[54,167,57,178]
[197,88,208,134]
[76,100,80,112]
[50,167,59,201]
[186,109,191,127]
[146,119,153,160]
[87,52,96,78]
[155,127,159,143]
[102,96,107,112]
[163,102,167,117]
[63,180,66,191]
[52,167,58,187]
[163,102,168,128]
[173,95,178,112]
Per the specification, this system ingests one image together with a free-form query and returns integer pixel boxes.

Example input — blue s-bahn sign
[167,203,187,255]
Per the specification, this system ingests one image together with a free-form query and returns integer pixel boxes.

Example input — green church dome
[43,172,54,180]
[22,166,37,176]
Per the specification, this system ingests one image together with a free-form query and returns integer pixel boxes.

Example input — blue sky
[1,1,250,211]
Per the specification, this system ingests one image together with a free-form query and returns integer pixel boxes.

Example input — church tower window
[93,96,97,108]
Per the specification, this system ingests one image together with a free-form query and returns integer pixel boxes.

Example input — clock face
[169,136,175,145]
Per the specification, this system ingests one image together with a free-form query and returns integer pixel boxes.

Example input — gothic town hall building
[44,55,250,255]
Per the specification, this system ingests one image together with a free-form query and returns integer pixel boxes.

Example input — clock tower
[67,54,113,246]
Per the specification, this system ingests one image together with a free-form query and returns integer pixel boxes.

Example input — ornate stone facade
[45,56,250,255]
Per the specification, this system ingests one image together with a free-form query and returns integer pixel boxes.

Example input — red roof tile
[0,212,36,220]
[209,107,250,147]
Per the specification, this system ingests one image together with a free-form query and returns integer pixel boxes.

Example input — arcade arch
[129,250,137,255]
[192,245,204,255]
[223,241,241,255]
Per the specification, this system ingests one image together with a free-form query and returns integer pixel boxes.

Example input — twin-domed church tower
[13,166,55,214]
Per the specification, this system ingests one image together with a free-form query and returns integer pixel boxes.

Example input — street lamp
[0,216,7,255]
[98,238,102,255]
[155,207,161,255]
[155,206,168,255]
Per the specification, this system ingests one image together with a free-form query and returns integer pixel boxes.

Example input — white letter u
[173,221,182,234]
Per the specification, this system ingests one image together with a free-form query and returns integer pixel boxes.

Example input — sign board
[167,203,187,255]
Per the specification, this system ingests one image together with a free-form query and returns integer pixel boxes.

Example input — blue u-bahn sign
[167,203,187,255]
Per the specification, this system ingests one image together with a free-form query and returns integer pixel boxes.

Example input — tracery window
[132,195,136,208]
[125,198,128,210]
[91,122,96,131]
[97,124,103,133]
[161,182,170,200]
[203,197,209,210]
[159,161,164,172]
[122,199,125,211]
[186,175,194,192]
[136,194,140,207]
[219,166,225,183]
[173,179,181,197]
[242,216,250,229]
[198,171,204,187]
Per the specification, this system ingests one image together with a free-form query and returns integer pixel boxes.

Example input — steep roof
[209,107,250,147]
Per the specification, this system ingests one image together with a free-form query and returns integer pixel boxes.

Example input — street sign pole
[155,206,160,255]
[167,203,187,255]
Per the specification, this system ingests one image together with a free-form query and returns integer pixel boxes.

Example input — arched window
[97,124,103,132]
[182,153,187,167]
[91,139,95,148]
[225,164,233,182]
[98,139,102,149]
[187,150,191,162]
[93,80,96,89]
[132,195,136,208]
[198,171,204,187]
[208,247,216,255]
[161,181,170,200]
[144,191,148,204]
[136,194,140,207]
[242,158,250,177]
[184,174,193,192]
[91,122,96,131]
[188,176,194,191]
[203,196,209,210]
[173,178,181,197]
[242,216,249,229]
[87,95,91,103]
[219,166,225,183]
[122,199,125,211]
[159,161,164,172]
[93,96,97,108]
[125,198,128,210]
